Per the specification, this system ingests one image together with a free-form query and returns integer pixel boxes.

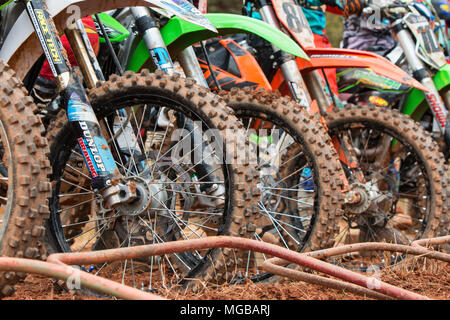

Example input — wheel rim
[232,111,321,282]
[329,121,432,271]
[49,94,231,290]
[0,119,12,243]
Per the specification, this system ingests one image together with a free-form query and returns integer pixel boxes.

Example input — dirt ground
[4,258,449,300]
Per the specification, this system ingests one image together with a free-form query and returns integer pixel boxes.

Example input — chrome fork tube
[130,7,175,75]
[65,22,101,89]
[394,20,448,134]
[25,0,127,207]
[75,19,105,82]
[178,47,209,87]
[303,70,336,114]
[258,3,312,110]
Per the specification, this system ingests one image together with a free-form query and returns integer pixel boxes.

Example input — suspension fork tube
[74,19,105,82]
[130,8,174,132]
[65,26,99,89]
[131,8,214,188]
[178,47,209,87]
[257,2,311,109]
[303,70,336,114]
[70,19,146,164]
[393,20,448,135]
[131,7,175,75]
[24,0,123,205]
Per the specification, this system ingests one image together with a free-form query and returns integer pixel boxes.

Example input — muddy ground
[4,258,449,300]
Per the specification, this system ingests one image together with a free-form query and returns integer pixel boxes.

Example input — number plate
[272,0,315,49]
[404,13,446,69]
[148,0,216,32]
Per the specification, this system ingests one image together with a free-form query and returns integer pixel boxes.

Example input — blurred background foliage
[206,0,344,47]
[208,0,242,13]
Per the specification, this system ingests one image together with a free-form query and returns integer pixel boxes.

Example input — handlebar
[362,0,410,20]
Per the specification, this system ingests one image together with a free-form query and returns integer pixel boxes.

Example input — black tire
[0,62,51,297]
[45,70,259,291]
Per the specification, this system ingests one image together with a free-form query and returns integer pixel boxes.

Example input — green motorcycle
[338,0,450,159]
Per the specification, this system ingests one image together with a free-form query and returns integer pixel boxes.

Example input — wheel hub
[345,183,371,214]
[344,181,392,216]
[116,176,167,217]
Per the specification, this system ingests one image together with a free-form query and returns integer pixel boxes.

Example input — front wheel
[45,70,258,291]
[0,62,51,297]
[325,104,448,270]
[220,88,346,281]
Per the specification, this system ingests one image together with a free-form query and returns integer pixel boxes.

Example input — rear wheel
[325,104,448,270]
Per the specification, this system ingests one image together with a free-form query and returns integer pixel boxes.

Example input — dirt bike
[0,0,265,295]
[243,0,448,271]
[115,0,448,274]
[142,0,448,272]
[36,4,350,288]
[338,0,450,159]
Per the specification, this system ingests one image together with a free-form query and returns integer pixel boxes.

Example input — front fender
[127,13,308,72]
[402,63,450,120]
[0,0,215,80]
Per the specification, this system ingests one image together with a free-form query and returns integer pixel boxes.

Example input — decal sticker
[288,81,309,108]
[93,136,117,174]
[67,93,98,123]
[27,3,65,77]
[150,47,173,72]
[199,60,259,91]
[425,92,447,129]
[404,13,447,69]
[369,95,389,107]
[272,0,315,48]
[78,121,114,177]
[310,54,357,59]
[78,137,99,178]
[353,69,402,90]
[153,0,216,32]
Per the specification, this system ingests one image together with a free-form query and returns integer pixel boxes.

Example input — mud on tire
[216,87,347,281]
[325,104,448,268]
[0,62,51,297]
[44,70,260,291]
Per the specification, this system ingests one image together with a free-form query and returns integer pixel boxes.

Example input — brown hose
[0,235,448,300]
[305,238,450,262]
[0,257,163,300]
[262,258,393,300]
